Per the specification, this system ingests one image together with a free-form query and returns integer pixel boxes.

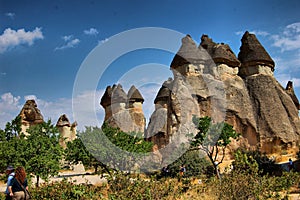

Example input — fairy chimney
[100,84,146,133]
[56,114,77,149]
[238,31,275,77]
[200,34,240,76]
[19,99,44,135]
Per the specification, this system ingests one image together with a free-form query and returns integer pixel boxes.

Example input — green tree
[0,117,26,171]
[4,116,22,140]
[190,116,240,178]
[25,120,63,187]
[80,124,153,173]
[65,137,106,174]
[167,150,212,178]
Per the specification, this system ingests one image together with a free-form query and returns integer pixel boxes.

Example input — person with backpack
[8,166,30,200]
[179,165,186,177]
[4,165,15,200]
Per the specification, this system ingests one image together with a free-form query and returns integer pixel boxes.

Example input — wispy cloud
[55,35,80,51]
[235,30,270,37]
[98,38,109,45]
[276,73,300,88]
[5,12,15,19]
[0,27,44,53]
[271,22,300,52]
[62,35,73,41]
[84,28,99,36]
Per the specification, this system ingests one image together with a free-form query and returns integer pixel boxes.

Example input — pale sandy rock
[19,99,44,135]
[56,114,77,149]
[245,74,300,154]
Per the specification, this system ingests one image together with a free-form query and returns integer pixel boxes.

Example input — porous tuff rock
[56,114,77,148]
[170,35,211,71]
[245,75,300,154]
[19,99,44,125]
[101,31,300,166]
[128,85,144,103]
[19,99,44,135]
[286,81,300,110]
[148,33,300,163]
[238,31,275,77]
[200,34,241,68]
[100,85,145,133]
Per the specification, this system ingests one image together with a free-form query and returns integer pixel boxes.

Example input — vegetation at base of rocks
[1,117,300,199]
[189,116,240,178]
[23,179,102,200]
[1,150,300,200]
[166,150,212,178]
[1,168,298,200]
[0,117,63,187]
[213,150,300,200]
[71,124,153,172]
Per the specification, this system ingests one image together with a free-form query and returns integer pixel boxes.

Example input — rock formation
[100,31,300,165]
[100,84,145,133]
[56,114,77,148]
[19,99,44,135]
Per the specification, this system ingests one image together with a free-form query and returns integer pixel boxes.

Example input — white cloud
[98,38,109,44]
[84,28,99,36]
[0,27,44,53]
[55,36,80,51]
[0,86,160,132]
[271,22,300,52]
[0,93,22,129]
[0,91,105,131]
[276,73,300,88]
[5,12,15,19]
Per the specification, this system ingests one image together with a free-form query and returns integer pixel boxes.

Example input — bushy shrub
[29,179,103,200]
[210,150,300,200]
[106,173,188,200]
[166,150,212,178]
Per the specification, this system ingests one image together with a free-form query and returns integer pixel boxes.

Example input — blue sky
[0,0,300,130]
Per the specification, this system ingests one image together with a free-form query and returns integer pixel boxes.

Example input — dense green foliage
[78,124,153,172]
[166,150,212,178]
[0,119,63,186]
[25,121,64,186]
[3,116,22,141]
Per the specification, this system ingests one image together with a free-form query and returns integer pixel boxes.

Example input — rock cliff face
[56,114,77,149]
[100,31,300,163]
[19,99,44,135]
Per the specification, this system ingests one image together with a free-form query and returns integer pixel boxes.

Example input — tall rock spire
[128,85,144,103]
[286,81,300,110]
[238,31,275,77]
[19,99,44,135]
[56,114,77,148]
[200,34,240,68]
[170,35,210,71]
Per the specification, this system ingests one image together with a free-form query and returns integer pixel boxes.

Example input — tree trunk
[36,175,40,187]
[214,164,221,179]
